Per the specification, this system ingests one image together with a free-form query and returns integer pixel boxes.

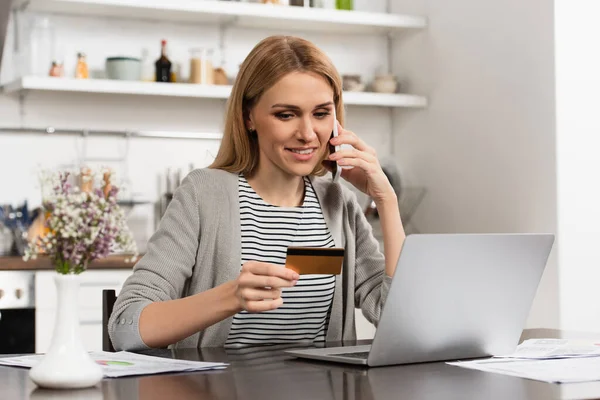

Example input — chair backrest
[102,289,117,352]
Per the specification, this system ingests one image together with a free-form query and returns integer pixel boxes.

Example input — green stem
[54,257,85,275]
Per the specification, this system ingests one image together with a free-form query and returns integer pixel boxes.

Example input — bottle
[171,62,181,83]
[49,61,64,77]
[79,167,93,193]
[102,171,112,198]
[155,39,172,83]
[75,52,89,79]
[140,48,155,82]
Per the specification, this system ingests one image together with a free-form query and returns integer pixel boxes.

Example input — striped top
[225,174,336,347]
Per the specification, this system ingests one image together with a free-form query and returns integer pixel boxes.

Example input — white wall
[391,0,559,329]
[555,1,600,332]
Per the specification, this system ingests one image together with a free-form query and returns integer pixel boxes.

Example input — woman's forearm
[138,280,242,348]
[375,194,406,277]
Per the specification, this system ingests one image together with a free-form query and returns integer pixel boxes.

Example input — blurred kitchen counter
[0,255,138,270]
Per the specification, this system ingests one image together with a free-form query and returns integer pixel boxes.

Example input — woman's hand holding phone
[325,121,396,204]
[233,261,299,313]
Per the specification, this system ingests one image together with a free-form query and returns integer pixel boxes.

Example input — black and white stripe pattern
[225,175,336,347]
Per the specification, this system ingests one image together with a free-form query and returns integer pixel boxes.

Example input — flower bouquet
[24,168,138,273]
[24,167,137,389]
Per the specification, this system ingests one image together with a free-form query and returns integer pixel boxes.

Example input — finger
[240,273,298,289]
[336,156,378,175]
[259,275,298,288]
[332,122,376,155]
[241,287,282,301]
[329,148,377,164]
[246,262,299,281]
[244,298,284,313]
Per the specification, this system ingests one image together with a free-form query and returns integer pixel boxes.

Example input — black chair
[102,289,117,352]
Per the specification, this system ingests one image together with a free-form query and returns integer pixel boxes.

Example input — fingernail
[292,273,299,280]
[292,280,298,286]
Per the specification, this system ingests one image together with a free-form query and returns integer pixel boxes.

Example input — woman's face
[248,71,335,178]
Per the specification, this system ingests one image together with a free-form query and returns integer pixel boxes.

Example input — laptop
[285,233,555,367]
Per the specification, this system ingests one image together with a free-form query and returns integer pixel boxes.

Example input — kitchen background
[4,0,596,353]
[0,0,413,351]
[0,1,407,251]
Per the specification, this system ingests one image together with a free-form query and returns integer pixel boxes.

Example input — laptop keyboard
[335,352,370,359]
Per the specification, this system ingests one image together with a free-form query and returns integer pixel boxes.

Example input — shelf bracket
[18,90,26,125]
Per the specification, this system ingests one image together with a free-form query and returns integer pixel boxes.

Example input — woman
[109,35,406,351]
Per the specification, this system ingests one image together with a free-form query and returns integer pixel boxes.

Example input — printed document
[0,351,227,378]
[448,338,600,383]
[448,356,600,383]
[496,338,600,359]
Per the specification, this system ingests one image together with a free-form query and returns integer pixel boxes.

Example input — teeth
[291,149,314,155]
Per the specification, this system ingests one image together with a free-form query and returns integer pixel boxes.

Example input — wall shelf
[0,126,224,140]
[13,0,426,34]
[1,77,428,108]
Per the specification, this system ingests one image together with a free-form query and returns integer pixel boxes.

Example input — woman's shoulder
[184,168,237,187]
[181,168,239,200]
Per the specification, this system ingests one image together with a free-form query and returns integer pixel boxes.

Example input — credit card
[285,247,344,275]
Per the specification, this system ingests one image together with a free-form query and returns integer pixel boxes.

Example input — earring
[248,128,256,134]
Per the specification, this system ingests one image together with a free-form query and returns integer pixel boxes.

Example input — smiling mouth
[287,148,316,155]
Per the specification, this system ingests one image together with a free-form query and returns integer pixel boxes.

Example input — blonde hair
[209,35,344,177]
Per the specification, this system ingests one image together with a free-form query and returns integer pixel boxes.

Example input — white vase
[29,273,103,389]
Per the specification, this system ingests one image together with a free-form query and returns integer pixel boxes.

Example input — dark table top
[3,329,600,400]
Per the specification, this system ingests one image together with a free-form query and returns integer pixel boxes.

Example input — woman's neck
[247,167,305,207]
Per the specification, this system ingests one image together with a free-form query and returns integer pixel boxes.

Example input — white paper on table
[495,338,600,360]
[0,351,227,378]
[448,356,600,383]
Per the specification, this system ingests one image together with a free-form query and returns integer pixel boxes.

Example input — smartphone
[329,107,342,183]
[285,246,345,275]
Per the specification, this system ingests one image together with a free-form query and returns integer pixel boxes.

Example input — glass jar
[189,48,214,84]
[140,48,155,82]
[27,17,56,77]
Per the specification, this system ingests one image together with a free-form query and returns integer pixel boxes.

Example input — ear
[244,108,255,132]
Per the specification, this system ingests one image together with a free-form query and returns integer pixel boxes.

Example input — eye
[275,112,295,120]
[314,111,331,119]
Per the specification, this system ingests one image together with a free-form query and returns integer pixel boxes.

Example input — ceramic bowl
[105,57,142,81]
[372,75,398,93]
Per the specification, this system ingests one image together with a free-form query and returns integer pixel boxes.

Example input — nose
[296,116,318,143]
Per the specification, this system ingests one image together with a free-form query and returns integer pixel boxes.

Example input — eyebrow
[271,101,334,110]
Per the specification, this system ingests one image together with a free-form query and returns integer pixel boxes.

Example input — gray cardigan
[109,168,392,351]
